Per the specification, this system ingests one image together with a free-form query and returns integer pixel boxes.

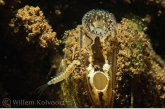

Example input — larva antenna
[36,84,49,98]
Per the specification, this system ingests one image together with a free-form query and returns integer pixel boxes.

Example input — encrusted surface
[114,18,165,107]
[59,17,165,107]
[9,5,60,49]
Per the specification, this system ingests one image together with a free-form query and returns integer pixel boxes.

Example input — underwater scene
[0,0,165,108]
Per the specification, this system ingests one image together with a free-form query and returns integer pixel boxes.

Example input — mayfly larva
[36,60,80,96]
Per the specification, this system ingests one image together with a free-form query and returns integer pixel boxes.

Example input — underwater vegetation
[0,0,165,108]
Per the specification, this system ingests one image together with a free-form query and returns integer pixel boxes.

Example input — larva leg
[36,60,80,96]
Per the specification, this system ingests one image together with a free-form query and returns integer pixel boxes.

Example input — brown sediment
[59,25,92,107]
[0,5,61,107]
[115,18,149,77]
[7,5,61,74]
[0,0,5,5]
[58,17,165,107]
[114,18,165,107]
[9,5,60,49]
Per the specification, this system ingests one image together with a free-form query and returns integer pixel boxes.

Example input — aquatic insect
[37,9,117,107]
[36,60,80,96]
